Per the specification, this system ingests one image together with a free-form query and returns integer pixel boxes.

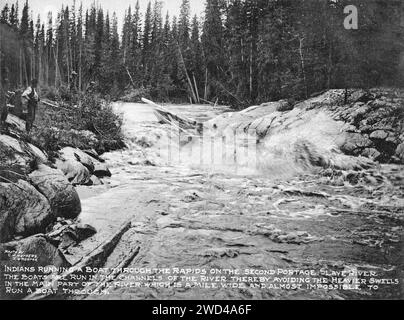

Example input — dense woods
[1,0,403,107]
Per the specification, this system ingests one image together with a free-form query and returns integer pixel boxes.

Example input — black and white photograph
[0,0,403,305]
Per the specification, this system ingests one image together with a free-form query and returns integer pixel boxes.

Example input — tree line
[1,0,403,107]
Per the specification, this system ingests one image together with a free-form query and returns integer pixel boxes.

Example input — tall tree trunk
[249,42,253,99]
[19,48,23,87]
[299,37,308,98]
[204,68,208,101]
[193,73,200,103]
[54,45,58,87]
[22,50,29,86]
[176,42,198,103]
[79,42,82,92]
[0,42,2,92]
[327,39,333,89]
[45,49,49,86]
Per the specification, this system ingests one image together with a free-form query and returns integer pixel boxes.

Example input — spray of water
[151,111,373,178]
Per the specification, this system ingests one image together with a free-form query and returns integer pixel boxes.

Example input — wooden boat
[141,98,202,134]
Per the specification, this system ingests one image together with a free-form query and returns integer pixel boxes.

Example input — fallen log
[92,246,140,294]
[24,221,131,300]
[41,99,71,111]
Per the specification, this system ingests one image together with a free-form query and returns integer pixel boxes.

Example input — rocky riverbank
[0,118,112,299]
[204,88,403,167]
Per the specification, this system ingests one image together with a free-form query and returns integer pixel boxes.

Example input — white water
[74,102,403,300]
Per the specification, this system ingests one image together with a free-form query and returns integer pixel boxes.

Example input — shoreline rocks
[0,180,53,242]
[1,132,102,249]
[29,165,81,220]
[205,88,403,166]
[55,147,111,186]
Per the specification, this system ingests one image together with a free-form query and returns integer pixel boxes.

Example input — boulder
[0,234,69,268]
[29,164,81,219]
[0,134,47,171]
[0,180,53,243]
[395,143,404,164]
[362,148,382,161]
[74,223,97,241]
[5,113,25,131]
[370,130,389,140]
[340,133,373,155]
[89,175,103,186]
[83,149,105,163]
[56,147,111,184]
[0,234,70,299]
[59,147,96,173]
[55,159,91,186]
[276,100,294,112]
[47,222,97,251]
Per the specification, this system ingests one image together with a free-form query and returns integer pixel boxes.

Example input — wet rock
[74,223,97,241]
[276,100,294,112]
[394,143,404,164]
[340,133,373,155]
[0,180,53,243]
[202,247,239,258]
[59,229,79,250]
[0,234,70,299]
[89,175,103,186]
[59,147,95,173]
[29,164,81,219]
[0,234,70,267]
[57,147,112,184]
[349,103,370,123]
[281,187,328,198]
[55,159,91,186]
[0,134,47,172]
[93,163,112,178]
[83,149,105,163]
[134,136,154,148]
[47,222,97,251]
[362,148,381,161]
[183,191,202,202]
[252,224,323,245]
[128,159,156,167]
[370,130,389,140]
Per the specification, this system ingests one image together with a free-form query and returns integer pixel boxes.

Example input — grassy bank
[24,87,125,158]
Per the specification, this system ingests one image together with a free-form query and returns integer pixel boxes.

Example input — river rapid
[74,102,403,300]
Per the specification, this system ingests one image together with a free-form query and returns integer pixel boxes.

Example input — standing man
[22,78,40,133]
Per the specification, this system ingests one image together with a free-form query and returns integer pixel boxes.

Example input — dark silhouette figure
[22,78,40,133]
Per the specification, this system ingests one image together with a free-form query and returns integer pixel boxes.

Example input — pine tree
[202,0,224,100]
[0,3,10,24]
[178,0,190,50]
[142,1,153,81]
[190,15,203,100]
[19,1,29,38]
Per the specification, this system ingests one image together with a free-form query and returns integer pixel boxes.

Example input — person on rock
[22,78,40,133]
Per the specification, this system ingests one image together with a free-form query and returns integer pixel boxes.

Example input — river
[73,102,403,300]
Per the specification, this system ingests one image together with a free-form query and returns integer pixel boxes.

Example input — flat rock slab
[66,185,164,266]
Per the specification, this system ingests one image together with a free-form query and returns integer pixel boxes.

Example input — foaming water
[76,102,403,301]
[110,103,372,179]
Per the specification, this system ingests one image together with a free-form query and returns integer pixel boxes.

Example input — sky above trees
[11,0,206,29]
